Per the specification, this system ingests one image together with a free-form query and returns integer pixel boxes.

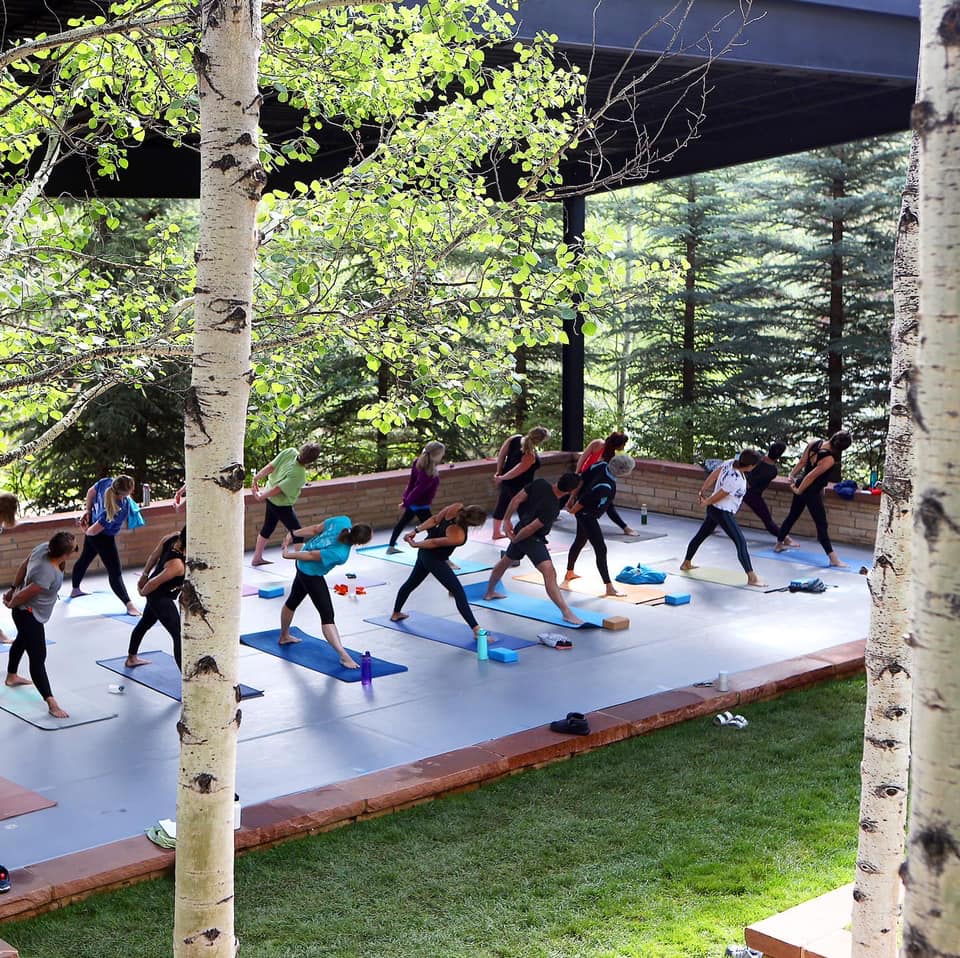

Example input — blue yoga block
[664,593,691,606]
[488,647,519,663]
[258,585,285,599]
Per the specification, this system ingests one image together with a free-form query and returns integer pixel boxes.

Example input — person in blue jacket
[70,474,140,615]
[278,516,373,668]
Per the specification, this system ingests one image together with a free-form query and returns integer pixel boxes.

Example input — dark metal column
[561,195,586,452]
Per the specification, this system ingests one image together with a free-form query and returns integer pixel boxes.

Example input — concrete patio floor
[1,506,872,876]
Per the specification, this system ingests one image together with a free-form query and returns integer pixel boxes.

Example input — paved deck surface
[1,508,871,876]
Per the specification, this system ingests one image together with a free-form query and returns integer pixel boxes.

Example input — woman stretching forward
[386,441,445,553]
[774,431,852,567]
[126,527,187,670]
[681,450,766,587]
[391,503,488,635]
[279,516,373,668]
[5,532,77,718]
[491,426,549,539]
[576,432,639,535]
[71,474,140,615]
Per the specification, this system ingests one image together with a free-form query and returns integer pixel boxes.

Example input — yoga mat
[97,651,264,702]
[753,548,861,573]
[469,528,569,554]
[104,612,141,626]
[513,571,667,605]
[677,565,752,588]
[61,590,129,618]
[462,581,604,628]
[0,684,117,730]
[619,530,668,543]
[0,776,57,820]
[365,612,537,652]
[240,627,408,682]
[356,545,493,575]
[242,583,260,596]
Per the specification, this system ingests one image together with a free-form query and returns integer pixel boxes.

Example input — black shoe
[550,712,590,735]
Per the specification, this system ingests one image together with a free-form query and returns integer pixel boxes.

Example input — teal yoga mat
[356,545,492,575]
[61,590,129,618]
[753,548,861,573]
[240,627,408,681]
[365,612,537,653]
[97,651,264,702]
[0,684,117,730]
[462,582,603,628]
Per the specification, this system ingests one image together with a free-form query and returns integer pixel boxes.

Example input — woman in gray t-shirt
[4,532,76,718]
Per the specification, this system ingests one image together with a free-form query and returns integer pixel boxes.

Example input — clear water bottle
[360,651,373,686]
[142,484,151,506]
[641,503,648,525]
[476,628,489,661]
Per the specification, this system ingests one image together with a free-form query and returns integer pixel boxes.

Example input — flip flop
[538,632,573,650]
[0,865,10,893]
[728,715,749,729]
[713,711,735,727]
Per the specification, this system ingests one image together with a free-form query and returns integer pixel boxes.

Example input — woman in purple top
[386,441,445,553]
[70,475,140,615]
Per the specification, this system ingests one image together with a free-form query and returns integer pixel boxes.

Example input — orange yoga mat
[0,776,56,821]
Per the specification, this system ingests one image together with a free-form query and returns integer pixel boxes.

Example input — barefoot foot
[5,675,32,687]
[70,588,87,598]
[680,561,697,571]
[605,586,626,597]
[251,558,273,567]
[783,536,798,547]
[747,575,767,588]
[124,656,151,668]
[47,700,69,719]
[390,612,409,622]
[483,591,507,601]
[0,630,12,645]
[125,603,141,617]
[339,655,360,669]
[623,527,639,536]
[562,612,584,626]
[278,634,302,645]
[772,543,788,553]
[563,572,581,582]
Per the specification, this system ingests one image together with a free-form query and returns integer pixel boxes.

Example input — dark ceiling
[2,0,919,198]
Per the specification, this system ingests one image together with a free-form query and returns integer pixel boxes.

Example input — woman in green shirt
[250,442,321,566]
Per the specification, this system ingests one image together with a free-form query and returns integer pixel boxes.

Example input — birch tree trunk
[900,1,960,953]
[851,134,918,958]
[174,0,263,955]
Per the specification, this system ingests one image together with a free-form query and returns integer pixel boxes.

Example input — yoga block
[488,647,518,663]
[602,616,630,631]
[258,585,285,599]
[664,593,691,606]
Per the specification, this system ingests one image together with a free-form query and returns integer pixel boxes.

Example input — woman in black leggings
[391,503,488,635]
[278,516,373,668]
[774,431,852,566]
[71,474,139,615]
[491,427,549,539]
[565,454,636,595]
[681,450,766,587]
[127,527,186,669]
[5,532,76,719]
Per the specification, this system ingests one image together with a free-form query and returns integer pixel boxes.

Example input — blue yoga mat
[365,612,537,653]
[240,627,408,682]
[356,545,492,576]
[462,582,603,628]
[97,651,264,702]
[104,612,142,626]
[753,548,861,573]
[62,591,129,618]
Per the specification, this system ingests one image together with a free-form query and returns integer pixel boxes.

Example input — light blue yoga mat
[97,651,264,702]
[356,545,492,575]
[0,683,117,730]
[753,548,861,573]
[365,612,537,653]
[104,612,142,626]
[61,590,130,618]
[462,582,603,628]
[240,627,408,682]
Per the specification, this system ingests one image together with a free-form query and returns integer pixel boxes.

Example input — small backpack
[616,564,667,585]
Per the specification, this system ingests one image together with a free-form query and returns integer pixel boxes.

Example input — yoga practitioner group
[2,428,854,714]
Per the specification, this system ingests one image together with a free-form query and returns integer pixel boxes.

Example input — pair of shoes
[725,946,763,958]
[713,711,749,729]
[550,711,590,735]
[385,546,402,555]
[0,864,10,893]
[538,632,573,650]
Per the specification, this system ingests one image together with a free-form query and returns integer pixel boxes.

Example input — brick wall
[0,454,879,584]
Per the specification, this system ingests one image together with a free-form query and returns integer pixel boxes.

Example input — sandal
[0,864,10,893]
[538,632,573,650]
[713,711,735,727]
[550,711,590,735]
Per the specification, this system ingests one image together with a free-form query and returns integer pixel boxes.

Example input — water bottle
[640,503,648,525]
[142,484,151,506]
[360,651,373,686]
[869,469,879,489]
[476,628,489,661]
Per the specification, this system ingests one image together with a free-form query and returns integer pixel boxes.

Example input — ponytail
[340,523,373,546]
[106,475,134,522]
[522,426,549,457]
[601,432,628,462]
[416,441,446,477]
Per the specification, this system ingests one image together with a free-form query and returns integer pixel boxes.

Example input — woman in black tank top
[775,432,852,565]
[391,503,488,635]
[491,426,549,537]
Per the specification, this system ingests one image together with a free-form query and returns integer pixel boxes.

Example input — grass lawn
[6,677,866,957]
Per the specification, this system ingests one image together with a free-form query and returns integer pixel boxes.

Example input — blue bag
[833,479,858,500]
[615,564,667,585]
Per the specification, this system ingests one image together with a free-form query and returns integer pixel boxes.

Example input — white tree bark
[174,0,263,955]
[851,135,918,957]
[900,1,960,954]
